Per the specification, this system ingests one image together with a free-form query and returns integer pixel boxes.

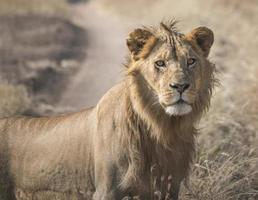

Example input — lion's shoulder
[96,81,128,115]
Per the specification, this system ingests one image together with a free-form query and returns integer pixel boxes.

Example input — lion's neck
[118,77,196,188]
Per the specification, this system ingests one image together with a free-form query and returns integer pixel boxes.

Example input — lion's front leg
[93,158,121,200]
[93,169,121,200]
[93,189,116,200]
[92,172,119,200]
[166,180,180,200]
[171,187,179,200]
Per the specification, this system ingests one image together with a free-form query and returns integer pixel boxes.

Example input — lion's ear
[187,27,214,57]
[126,29,157,60]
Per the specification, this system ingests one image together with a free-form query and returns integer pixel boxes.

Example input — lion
[0,21,215,200]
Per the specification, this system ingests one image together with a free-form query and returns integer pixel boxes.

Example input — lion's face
[127,23,214,116]
[142,42,201,116]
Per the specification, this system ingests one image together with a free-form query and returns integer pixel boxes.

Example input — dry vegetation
[181,110,258,200]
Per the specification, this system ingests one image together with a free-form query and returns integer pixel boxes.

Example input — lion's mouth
[170,98,191,106]
[175,98,187,104]
[160,97,190,108]
[163,98,193,116]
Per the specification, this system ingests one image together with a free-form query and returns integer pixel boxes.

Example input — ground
[58,2,128,110]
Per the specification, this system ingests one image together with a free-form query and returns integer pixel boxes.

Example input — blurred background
[0,0,257,199]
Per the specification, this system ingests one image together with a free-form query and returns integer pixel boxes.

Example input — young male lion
[0,21,215,200]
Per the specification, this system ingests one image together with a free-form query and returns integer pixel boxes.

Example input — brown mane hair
[118,21,216,188]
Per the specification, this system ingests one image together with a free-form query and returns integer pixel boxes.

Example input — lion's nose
[169,83,190,93]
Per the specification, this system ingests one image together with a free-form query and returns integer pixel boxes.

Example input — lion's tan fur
[0,21,215,200]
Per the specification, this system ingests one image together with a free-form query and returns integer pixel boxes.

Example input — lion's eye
[187,58,196,67]
[155,60,166,68]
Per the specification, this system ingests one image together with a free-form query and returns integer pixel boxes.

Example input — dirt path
[59,1,130,111]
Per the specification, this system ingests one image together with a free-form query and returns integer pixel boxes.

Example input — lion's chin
[165,103,192,116]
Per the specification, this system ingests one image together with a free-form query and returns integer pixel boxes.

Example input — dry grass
[0,84,30,117]
[0,0,69,16]
[14,189,87,200]
[180,111,258,200]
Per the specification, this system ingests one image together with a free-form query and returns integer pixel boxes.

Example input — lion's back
[0,107,96,195]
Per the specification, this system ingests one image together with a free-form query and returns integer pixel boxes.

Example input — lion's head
[126,21,215,117]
